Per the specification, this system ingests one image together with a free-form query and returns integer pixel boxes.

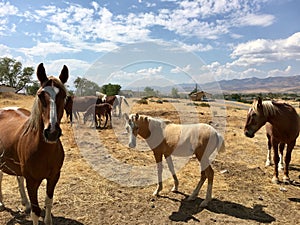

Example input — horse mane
[23,76,67,134]
[137,114,171,130]
[252,100,281,117]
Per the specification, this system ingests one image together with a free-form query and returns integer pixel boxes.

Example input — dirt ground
[0,92,299,225]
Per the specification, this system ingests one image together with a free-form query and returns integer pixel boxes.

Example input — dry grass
[0,93,300,225]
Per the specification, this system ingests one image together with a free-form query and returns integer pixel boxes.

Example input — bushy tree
[101,83,121,96]
[0,57,34,93]
[74,77,101,96]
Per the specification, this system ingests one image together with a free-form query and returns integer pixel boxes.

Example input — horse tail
[216,132,225,153]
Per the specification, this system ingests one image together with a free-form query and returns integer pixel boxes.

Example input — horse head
[36,63,69,143]
[244,97,267,138]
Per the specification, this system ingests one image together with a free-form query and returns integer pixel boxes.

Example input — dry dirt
[0,92,300,225]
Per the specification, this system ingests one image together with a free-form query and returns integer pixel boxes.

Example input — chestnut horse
[124,113,225,208]
[244,97,299,184]
[0,63,68,225]
[96,92,129,117]
[83,103,112,129]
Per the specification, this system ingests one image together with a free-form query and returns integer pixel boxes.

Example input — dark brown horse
[0,63,68,225]
[64,95,74,122]
[244,97,299,184]
[83,103,112,129]
[66,95,101,122]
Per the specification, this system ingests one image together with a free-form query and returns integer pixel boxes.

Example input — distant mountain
[125,75,300,95]
[202,75,300,93]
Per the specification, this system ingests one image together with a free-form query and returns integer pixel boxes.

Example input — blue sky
[0,0,300,90]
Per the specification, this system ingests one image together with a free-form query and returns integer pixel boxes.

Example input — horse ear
[257,97,263,109]
[37,63,48,85]
[59,65,69,84]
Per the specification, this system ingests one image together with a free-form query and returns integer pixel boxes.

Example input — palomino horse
[124,113,225,207]
[96,92,129,117]
[244,97,299,184]
[83,103,112,129]
[0,63,68,225]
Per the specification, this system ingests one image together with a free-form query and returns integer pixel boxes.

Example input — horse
[83,103,112,129]
[96,92,129,117]
[69,95,101,122]
[64,95,74,123]
[124,113,225,208]
[244,97,299,184]
[0,63,68,225]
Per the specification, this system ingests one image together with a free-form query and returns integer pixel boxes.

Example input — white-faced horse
[124,113,225,207]
[0,63,68,225]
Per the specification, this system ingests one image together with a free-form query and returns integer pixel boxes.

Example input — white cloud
[137,66,162,75]
[0,1,18,17]
[268,65,293,77]
[171,64,191,73]
[234,13,275,27]
[230,32,300,66]
[18,42,80,57]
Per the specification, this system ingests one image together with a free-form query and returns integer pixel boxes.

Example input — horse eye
[38,92,48,107]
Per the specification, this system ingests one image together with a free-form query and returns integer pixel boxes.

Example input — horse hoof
[199,200,209,208]
[283,176,291,184]
[186,195,196,201]
[265,160,272,167]
[272,177,279,184]
[0,203,5,212]
[171,186,178,193]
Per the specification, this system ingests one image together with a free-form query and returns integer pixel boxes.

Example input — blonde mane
[252,100,280,117]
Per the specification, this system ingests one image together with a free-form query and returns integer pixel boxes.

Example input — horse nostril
[44,125,62,142]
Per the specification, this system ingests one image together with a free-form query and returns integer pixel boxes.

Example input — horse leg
[272,141,280,184]
[283,141,295,184]
[44,173,60,225]
[153,152,163,196]
[26,178,42,225]
[265,134,272,166]
[200,165,214,208]
[0,171,4,211]
[187,170,206,201]
[278,143,285,171]
[103,113,108,128]
[17,176,30,213]
[165,155,179,192]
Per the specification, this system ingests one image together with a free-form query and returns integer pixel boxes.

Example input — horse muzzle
[44,124,62,143]
[244,130,255,138]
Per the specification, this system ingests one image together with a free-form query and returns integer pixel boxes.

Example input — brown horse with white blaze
[124,113,225,208]
[244,97,299,184]
[0,63,68,225]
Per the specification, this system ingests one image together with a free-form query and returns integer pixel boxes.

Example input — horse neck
[265,103,297,129]
[142,118,165,148]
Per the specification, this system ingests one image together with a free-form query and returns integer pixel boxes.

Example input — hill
[203,75,300,93]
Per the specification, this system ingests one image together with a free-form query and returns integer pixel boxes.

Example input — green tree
[74,77,100,96]
[26,80,40,95]
[144,86,157,97]
[0,57,34,93]
[101,83,121,96]
[171,87,180,98]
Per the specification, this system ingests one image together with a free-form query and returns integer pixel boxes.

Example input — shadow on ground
[167,193,276,223]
